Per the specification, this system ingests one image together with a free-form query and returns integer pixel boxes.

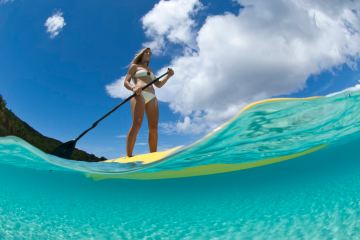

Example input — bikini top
[133,68,156,81]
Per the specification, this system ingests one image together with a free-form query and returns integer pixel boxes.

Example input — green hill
[0,95,106,162]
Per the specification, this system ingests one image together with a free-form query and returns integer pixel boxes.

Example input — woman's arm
[154,75,170,88]
[123,64,137,91]
[154,68,174,88]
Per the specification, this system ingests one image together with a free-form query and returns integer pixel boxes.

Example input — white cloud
[0,0,14,5]
[44,11,66,39]
[116,134,128,139]
[137,142,148,146]
[326,80,360,97]
[141,0,203,54]
[107,0,360,135]
[106,76,128,99]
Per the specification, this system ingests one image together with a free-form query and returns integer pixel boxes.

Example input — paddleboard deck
[104,146,183,165]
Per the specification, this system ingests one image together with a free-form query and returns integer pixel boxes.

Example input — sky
[1,0,360,159]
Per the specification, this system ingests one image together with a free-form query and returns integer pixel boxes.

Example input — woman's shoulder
[129,64,138,72]
[131,63,143,69]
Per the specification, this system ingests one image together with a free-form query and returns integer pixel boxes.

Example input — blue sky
[1,0,360,159]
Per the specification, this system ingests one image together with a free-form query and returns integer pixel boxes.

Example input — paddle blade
[51,140,76,159]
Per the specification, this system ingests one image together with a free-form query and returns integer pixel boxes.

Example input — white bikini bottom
[141,91,156,104]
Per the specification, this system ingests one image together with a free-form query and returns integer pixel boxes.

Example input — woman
[123,47,174,157]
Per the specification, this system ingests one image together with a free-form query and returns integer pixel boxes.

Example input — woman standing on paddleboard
[123,47,174,157]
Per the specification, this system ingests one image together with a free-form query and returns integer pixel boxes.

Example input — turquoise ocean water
[1,89,360,239]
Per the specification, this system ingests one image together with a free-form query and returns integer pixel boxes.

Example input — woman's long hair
[130,47,151,67]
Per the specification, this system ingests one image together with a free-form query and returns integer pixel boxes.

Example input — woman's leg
[126,95,145,157]
[145,98,159,152]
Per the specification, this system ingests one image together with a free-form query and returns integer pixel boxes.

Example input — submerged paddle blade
[52,140,76,159]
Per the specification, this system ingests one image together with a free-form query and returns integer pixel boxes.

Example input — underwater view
[1,89,360,239]
[2,0,360,239]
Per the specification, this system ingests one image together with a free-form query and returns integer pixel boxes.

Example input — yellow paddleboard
[89,144,327,180]
[104,145,183,165]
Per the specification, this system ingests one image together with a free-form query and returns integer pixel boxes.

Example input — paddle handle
[74,71,169,142]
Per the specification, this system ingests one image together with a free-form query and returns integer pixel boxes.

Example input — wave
[1,89,360,180]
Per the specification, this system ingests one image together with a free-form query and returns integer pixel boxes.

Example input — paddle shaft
[74,71,169,142]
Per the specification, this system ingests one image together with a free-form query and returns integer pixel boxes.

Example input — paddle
[51,71,169,159]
